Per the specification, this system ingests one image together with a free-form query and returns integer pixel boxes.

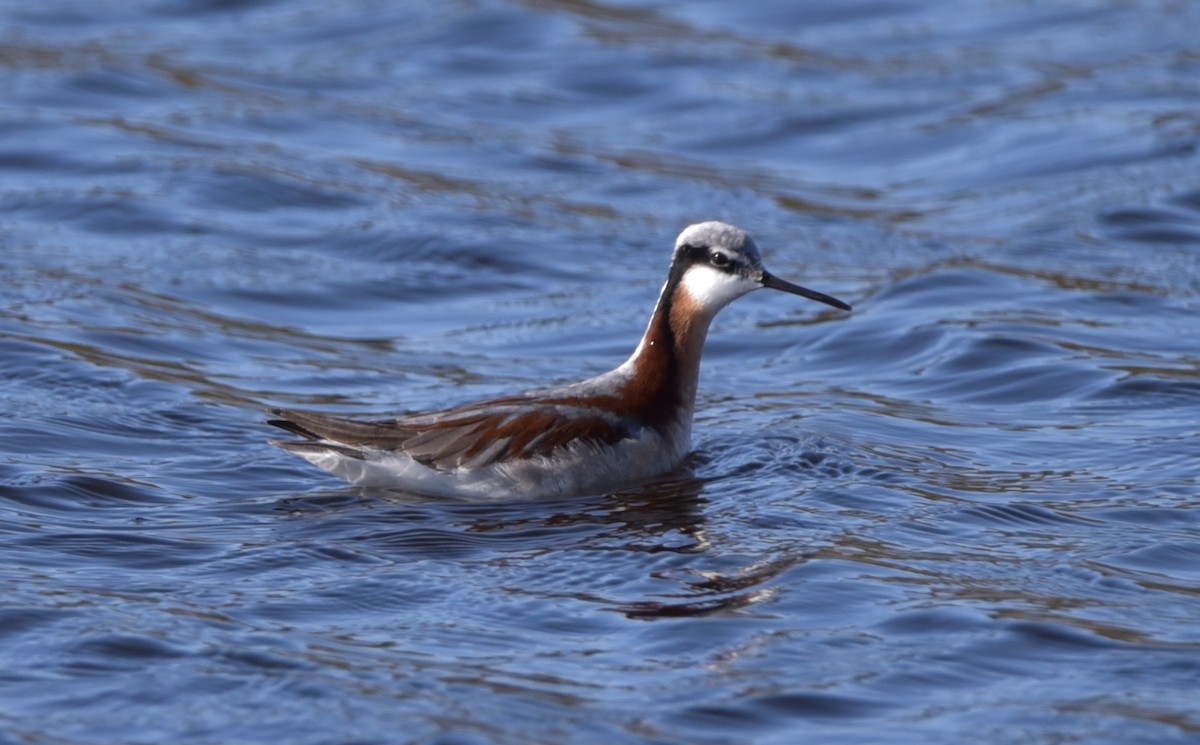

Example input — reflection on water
[2,0,1200,743]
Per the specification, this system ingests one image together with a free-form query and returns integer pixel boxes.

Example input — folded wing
[268,401,635,471]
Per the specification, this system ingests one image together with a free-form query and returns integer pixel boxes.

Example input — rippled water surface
[3,1,1199,743]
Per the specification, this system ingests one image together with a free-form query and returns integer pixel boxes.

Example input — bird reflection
[272,457,800,620]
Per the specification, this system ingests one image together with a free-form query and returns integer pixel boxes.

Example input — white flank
[293,425,688,500]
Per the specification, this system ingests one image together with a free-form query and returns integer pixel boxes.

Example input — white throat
[678,264,757,316]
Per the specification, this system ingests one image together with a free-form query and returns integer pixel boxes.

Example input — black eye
[709,251,731,268]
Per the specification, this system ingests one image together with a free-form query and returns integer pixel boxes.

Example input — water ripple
[2,1,1200,743]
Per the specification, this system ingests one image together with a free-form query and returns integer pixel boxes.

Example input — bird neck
[618,278,713,432]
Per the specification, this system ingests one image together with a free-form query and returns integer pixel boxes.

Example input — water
[2,0,1199,742]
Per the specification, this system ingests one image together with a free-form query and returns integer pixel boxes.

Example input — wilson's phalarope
[268,221,850,499]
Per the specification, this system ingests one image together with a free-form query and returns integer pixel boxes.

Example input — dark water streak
[2,1,1200,744]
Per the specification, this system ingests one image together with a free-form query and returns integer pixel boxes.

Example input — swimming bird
[268,221,850,499]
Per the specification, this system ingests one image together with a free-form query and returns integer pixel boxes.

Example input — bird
[268,221,850,499]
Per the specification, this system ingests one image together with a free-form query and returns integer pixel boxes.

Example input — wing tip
[265,408,321,440]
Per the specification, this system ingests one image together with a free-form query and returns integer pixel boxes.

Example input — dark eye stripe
[677,243,738,271]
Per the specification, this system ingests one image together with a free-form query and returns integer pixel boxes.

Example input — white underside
[293,425,690,500]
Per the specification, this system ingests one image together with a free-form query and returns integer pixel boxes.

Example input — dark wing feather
[267,408,414,450]
[268,401,635,472]
[396,403,636,470]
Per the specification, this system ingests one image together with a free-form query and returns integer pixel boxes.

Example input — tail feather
[265,407,412,449]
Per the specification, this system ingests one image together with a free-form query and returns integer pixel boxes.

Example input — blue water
[2,1,1199,743]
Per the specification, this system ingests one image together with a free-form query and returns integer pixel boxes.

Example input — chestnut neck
[617,272,714,432]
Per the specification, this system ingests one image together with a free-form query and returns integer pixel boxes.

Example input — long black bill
[760,270,852,311]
